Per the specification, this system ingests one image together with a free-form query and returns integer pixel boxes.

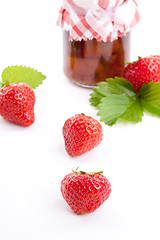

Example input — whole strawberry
[0,83,35,126]
[61,168,111,215]
[63,114,103,157]
[123,55,160,92]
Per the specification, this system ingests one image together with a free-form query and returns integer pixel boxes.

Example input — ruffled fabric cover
[57,0,140,41]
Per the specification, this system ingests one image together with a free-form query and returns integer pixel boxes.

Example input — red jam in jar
[63,30,130,87]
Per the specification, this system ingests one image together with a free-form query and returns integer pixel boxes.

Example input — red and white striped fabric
[57,0,140,42]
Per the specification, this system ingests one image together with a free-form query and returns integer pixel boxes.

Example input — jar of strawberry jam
[63,30,130,87]
[57,0,140,87]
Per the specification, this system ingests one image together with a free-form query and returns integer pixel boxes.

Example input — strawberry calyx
[73,167,103,176]
[0,80,10,90]
[125,56,142,65]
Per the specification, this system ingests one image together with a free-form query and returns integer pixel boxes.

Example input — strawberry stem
[125,61,131,65]
[73,167,103,176]
[125,56,142,66]
[0,80,10,90]
[0,82,5,90]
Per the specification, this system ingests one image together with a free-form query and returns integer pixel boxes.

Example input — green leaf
[120,100,143,123]
[139,82,160,117]
[106,77,136,97]
[2,65,46,89]
[90,77,160,126]
[97,94,143,126]
[90,77,143,126]
[90,77,136,108]
[90,81,110,107]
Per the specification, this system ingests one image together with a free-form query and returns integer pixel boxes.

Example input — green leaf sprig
[90,77,160,126]
[0,65,46,90]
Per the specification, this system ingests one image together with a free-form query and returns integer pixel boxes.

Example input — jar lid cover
[57,0,140,41]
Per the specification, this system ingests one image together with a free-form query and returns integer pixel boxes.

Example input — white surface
[0,1,160,239]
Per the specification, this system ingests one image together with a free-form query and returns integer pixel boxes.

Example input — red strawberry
[0,83,35,126]
[63,114,103,157]
[61,168,111,215]
[123,55,160,92]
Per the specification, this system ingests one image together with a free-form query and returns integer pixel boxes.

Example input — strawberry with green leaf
[0,66,46,126]
[61,167,111,215]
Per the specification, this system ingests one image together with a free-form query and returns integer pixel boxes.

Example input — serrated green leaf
[138,81,154,95]
[90,77,141,126]
[90,77,136,108]
[2,65,46,89]
[121,100,143,122]
[106,77,136,97]
[97,94,143,126]
[90,82,109,107]
[139,82,160,117]
[90,92,103,107]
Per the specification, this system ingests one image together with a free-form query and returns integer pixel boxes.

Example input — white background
[0,1,160,239]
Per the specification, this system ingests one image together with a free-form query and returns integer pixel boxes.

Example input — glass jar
[63,30,130,87]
